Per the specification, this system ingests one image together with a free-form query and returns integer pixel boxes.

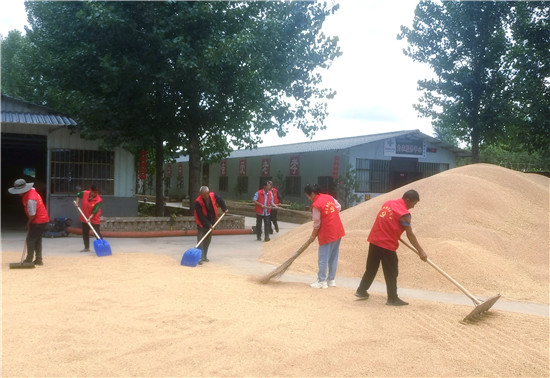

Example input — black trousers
[82,222,102,249]
[25,222,47,263]
[357,243,399,300]
[270,208,279,232]
[255,214,270,240]
[197,226,212,260]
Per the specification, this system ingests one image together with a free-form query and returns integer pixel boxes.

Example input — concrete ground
[1,216,547,317]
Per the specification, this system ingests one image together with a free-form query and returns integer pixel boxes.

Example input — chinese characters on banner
[177,163,183,177]
[165,164,172,178]
[220,160,227,176]
[238,159,247,176]
[332,155,340,179]
[289,155,300,176]
[261,158,270,176]
[384,138,426,158]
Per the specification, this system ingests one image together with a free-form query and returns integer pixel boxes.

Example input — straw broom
[259,239,313,284]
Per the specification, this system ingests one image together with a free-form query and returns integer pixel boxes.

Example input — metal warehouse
[161,129,469,207]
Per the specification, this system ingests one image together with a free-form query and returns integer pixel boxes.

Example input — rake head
[463,294,501,322]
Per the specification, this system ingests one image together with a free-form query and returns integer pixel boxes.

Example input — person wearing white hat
[8,179,50,265]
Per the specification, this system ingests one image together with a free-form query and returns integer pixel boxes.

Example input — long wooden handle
[74,200,101,240]
[195,211,226,248]
[399,238,481,305]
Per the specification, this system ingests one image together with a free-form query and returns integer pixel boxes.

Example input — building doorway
[1,133,48,229]
[389,157,422,191]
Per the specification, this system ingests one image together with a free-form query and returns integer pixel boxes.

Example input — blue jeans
[316,238,341,282]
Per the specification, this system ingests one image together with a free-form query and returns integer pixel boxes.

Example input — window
[50,149,114,194]
[318,176,337,197]
[177,176,184,189]
[219,176,228,192]
[237,176,248,195]
[285,176,301,196]
[418,162,449,178]
[356,159,390,193]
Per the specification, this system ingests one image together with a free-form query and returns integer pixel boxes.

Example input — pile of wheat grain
[261,164,549,303]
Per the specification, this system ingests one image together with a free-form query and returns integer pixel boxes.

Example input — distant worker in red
[253,181,277,242]
[75,184,103,252]
[194,186,228,264]
[268,180,282,234]
[9,179,50,265]
[355,189,428,305]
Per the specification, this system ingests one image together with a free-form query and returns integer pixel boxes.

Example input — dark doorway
[389,157,422,191]
[1,133,48,230]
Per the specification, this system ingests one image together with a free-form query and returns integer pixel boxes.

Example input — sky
[0,0,435,147]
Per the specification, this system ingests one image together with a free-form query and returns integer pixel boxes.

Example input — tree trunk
[471,126,480,163]
[188,130,201,202]
[155,137,165,216]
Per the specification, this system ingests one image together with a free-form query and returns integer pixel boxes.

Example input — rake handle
[399,238,481,306]
[74,200,101,240]
[195,211,226,248]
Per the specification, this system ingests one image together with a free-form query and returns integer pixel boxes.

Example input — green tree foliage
[398,1,549,162]
[507,2,550,157]
[4,1,341,215]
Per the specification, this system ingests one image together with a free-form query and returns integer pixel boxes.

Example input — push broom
[259,238,313,284]
[399,238,501,322]
[181,212,226,267]
[9,232,35,269]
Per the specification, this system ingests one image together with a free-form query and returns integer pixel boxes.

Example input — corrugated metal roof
[228,129,416,158]
[175,129,469,162]
[1,111,77,126]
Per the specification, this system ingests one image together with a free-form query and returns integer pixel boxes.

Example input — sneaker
[203,258,210,262]
[264,238,271,242]
[354,290,369,299]
[327,280,336,287]
[33,260,43,266]
[386,297,409,306]
[80,248,90,252]
[310,281,328,289]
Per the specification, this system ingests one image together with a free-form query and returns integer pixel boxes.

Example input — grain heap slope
[260,164,549,303]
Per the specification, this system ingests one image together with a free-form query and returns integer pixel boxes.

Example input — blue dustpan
[180,212,226,267]
[181,247,202,267]
[94,238,112,257]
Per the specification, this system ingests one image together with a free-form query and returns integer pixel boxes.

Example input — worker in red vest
[9,179,50,265]
[253,181,277,242]
[75,184,103,252]
[304,184,345,289]
[194,186,228,264]
[355,190,428,306]
[268,181,282,233]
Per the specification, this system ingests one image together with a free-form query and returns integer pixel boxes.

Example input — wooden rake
[399,238,501,322]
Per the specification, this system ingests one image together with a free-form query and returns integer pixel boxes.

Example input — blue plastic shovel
[181,212,226,267]
[75,201,112,257]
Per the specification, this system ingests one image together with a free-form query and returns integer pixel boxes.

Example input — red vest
[80,191,102,224]
[272,188,280,205]
[255,189,273,215]
[368,198,410,251]
[194,192,218,227]
[311,193,345,245]
[22,188,49,224]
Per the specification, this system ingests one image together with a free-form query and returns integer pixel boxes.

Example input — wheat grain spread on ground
[2,164,549,377]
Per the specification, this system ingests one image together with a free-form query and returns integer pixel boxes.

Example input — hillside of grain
[260,164,549,303]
